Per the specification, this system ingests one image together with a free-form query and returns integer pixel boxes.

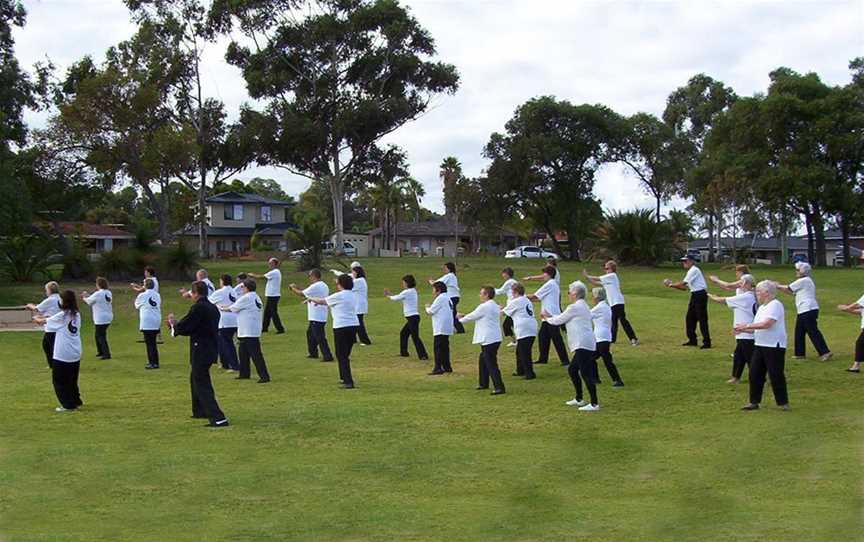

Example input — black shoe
[512,372,523,377]
[534,360,548,365]
[491,389,506,396]
[612,381,625,388]
[682,342,697,347]
[307,355,319,359]
[190,415,207,419]
[419,356,430,361]
[741,403,760,411]
[101,356,112,360]
[257,378,270,384]
[275,330,285,335]
[525,374,536,380]
[476,386,489,390]
[340,383,356,389]
[428,370,445,375]
[235,376,250,380]
[322,358,334,362]
[700,344,712,350]
[206,419,230,428]
[444,368,453,373]
[399,353,410,357]
[145,364,160,370]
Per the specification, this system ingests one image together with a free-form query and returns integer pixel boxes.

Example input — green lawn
[1,257,862,541]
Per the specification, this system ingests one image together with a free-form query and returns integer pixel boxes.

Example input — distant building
[176,191,296,256]
[367,220,523,257]
[37,222,135,254]
[687,236,862,266]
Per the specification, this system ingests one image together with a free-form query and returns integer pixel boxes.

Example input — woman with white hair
[26,281,62,368]
[735,280,790,411]
[542,281,600,412]
[590,287,624,387]
[778,262,832,361]
[709,274,757,384]
[836,295,864,373]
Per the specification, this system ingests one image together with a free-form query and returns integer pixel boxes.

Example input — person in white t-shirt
[226,278,271,383]
[501,282,536,380]
[458,285,505,395]
[837,294,864,373]
[735,280,789,411]
[130,266,159,293]
[350,264,372,345]
[542,281,600,412]
[495,267,518,345]
[289,269,334,362]
[308,273,360,389]
[182,269,216,298]
[33,290,83,412]
[523,256,561,285]
[428,262,464,334]
[81,277,113,360]
[709,274,758,384]
[708,264,752,294]
[385,274,429,361]
[425,281,454,375]
[206,274,240,372]
[134,278,161,369]
[778,262,832,361]
[527,265,570,365]
[249,258,285,334]
[27,280,62,368]
[584,260,639,346]
[590,288,624,387]
[663,255,711,349]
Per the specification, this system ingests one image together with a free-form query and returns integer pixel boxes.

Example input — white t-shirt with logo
[684,266,707,292]
[590,301,613,343]
[134,290,161,331]
[229,292,264,338]
[84,289,114,325]
[36,293,62,318]
[202,278,216,295]
[789,277,819,314]
[502,296,537,339]
[426,293,454,336]
[264,269,282,297]
[754,299,787,348]
[600,273,625,306]
[209,286,239,329]
[535,279,561,316]
[353,277,369,315]
[46,311,82,363]
[326,290,360,329]
[725,291,757,340]
[303,281,329,322]
[389,288,419,317]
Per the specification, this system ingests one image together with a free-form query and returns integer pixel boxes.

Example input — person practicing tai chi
[130,266,159,293]
[202,274,240,372]
[837,294,864,373]
[425,281,454,375]
[134,278,162,369]
[502,282,537,380]
[226,279,271,383]
[590,288,624,387]
[187,269,215,295]
[168,281,230,428]
[289,269,334,362]
[81,277,113,360]
[34,290,83,412]
[527,265,570,365]
[428,262,464,334]
[735,280,790,411]
[495,267,519,346]
[458,286,506,395]
[709,264,752,294]
[542,281,600,412]
[385,274,429,361]
[27,281,62,368]
[307,273,359,389]
[249,258,284,334]
[778,262,832,361]
[584,260,639,346]
[663,255,711,349]
[524,256,560,285]
[335,263,372,344]
[708,274,757,384]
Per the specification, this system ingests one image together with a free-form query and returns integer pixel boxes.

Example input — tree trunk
[805,213,814,264]
[394,208,399,255]
[812,207,827,267]
[568,225,579,261]
[707,212,716,263]
[197,172,209,258]
[841,214,852,268]
[329,174,344,256]
[655,195,661,225]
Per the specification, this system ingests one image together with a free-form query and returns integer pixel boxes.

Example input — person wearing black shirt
[168,281,229,428]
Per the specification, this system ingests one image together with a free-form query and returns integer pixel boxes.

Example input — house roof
[808,229,864,240]
[38,222,134,239]
[688,236,862,256]
[206,191,294,206]
[176,222,296,238]
[367,220,519,238]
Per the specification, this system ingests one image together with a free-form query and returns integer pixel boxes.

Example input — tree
[404,177,426,223]
[208,0,459,254]
[596,209,675,265]
[440,156,467,250]
[357,146,411,251]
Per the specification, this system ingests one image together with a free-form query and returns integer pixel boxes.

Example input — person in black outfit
[664,255,711,349]
[168,281,229,428]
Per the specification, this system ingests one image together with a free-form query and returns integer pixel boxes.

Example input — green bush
[61,248,94,280]
[0,236,59,282]
[158,242,199,281]
[97,248,138,280]
[286,219,328,271]
[596,209,675,266]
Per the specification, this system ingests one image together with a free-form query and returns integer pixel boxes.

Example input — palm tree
[439,157,464,253]
[404,177,426,223]
[361,176,410,251]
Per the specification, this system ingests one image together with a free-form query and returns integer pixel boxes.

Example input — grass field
[0,257,862,541]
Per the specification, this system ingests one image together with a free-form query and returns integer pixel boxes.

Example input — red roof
[39,222,135,239]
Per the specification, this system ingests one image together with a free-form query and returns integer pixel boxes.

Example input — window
[524,246,539,253]
[224,204,244,221]
[260,205,272,222]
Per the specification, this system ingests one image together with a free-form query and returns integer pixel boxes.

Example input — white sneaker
[630,339,639,346]
[565,398,588,407]
[820,352,833,362]
[507,342,517,347]
[579,403,600,412]
[55,406,69,413]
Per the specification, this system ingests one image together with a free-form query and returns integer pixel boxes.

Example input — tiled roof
[39,222,134,238]
[206,191,294,206]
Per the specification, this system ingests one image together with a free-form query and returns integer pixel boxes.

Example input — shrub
[159,242,199,281]
[286,219,329,271]
[97,248,139,280]
[61,248,94,280]
[0,236,59,282]
[596,209,675,266]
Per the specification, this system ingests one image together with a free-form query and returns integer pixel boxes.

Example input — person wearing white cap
[458,285,506,395]
[542,281,600,411]
[709,274,758,384]
[837,294,864,373]
[735,280,790,411]
[663,255,711,349]
[778,262,832,361]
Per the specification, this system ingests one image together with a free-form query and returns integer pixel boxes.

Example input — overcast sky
[15,0,864,215]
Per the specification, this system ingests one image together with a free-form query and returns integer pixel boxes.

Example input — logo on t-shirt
[105,294,112,303]
[148,297,158,307]
[255,299,262,309]
[526,305,534,316]
[229,294,236,302]
[67,320,78,335]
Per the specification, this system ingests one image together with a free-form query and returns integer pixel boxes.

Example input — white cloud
[16,0,864,216]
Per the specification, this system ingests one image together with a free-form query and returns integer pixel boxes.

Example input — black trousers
[732,338,754,379]
[611,303,637,343]
[307,321,334,361]
[51,360,82,409]
[94,324,111,358]
[452,297,465,333]
[433,335,452,373]
[595,341,622,383]
[685,291,711,346]
[502,316,514,338]
[238,337,270,380]
[356,314,372,345]
[478,342,505,391]
[218,327,239,370]
[794,309,830,357]
[190,362,226,422]
[569,348,599,405]
[400,315,429,359]
[262,296,284,333]
[537,321,569,364]
[855,330,864,362]
[334,326,357,385]
[515,336,536,377]
[749,346,789,406]
[42,332,56,367]
[142,330,160,365]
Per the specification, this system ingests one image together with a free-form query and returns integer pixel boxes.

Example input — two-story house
[177,191,296,256]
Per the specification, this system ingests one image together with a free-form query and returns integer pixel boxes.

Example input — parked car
[322,241,357,257]
[504,246,559,259]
